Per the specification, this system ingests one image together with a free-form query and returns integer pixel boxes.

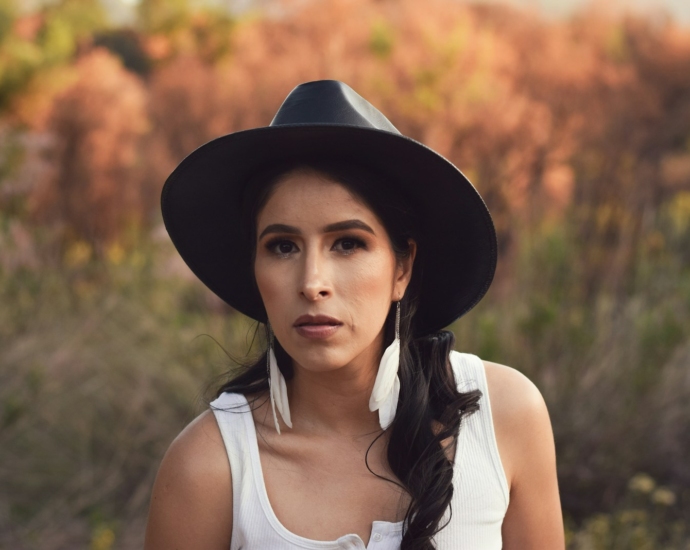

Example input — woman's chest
[258,435,409,545]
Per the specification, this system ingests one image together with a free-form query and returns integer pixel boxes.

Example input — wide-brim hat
[161,80,497,337]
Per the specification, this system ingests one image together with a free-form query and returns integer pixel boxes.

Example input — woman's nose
[299,248,332,301]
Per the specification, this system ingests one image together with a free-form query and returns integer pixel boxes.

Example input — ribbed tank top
[210,351,510,549]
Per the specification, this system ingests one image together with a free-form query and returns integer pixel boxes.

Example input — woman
[146,80,565,549]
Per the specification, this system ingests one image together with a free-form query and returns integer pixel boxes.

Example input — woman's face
[254,169,415,375]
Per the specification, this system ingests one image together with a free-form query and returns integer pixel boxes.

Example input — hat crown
[270,80,402,135]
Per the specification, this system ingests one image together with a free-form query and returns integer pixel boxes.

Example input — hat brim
[161,124,497,337]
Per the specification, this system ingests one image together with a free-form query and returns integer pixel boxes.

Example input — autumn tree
[28,49,151,251]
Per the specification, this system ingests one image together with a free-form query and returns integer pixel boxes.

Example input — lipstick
[293,314,343,340]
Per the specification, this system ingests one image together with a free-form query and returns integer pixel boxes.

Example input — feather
[269,346,292,432]
[369,338,401,430]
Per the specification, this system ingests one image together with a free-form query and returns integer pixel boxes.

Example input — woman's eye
[267,240,297,255]
[333,237,365,254]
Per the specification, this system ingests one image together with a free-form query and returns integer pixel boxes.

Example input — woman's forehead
[258,171,381,229]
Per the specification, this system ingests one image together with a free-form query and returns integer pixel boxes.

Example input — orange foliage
[10,0,690,274]
[27,49,151,250]
[12,13,44,42]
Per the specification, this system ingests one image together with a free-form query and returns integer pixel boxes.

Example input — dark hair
[217,158,482,550]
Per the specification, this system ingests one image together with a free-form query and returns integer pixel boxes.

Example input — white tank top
[210,351,510,549]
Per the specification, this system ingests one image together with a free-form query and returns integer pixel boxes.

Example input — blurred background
[0,0,689,548]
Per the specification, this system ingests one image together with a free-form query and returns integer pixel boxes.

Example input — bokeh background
[1,0,689,548]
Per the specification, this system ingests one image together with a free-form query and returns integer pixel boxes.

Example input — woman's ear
[393,239,417,300]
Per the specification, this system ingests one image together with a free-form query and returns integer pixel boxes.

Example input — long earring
[369,301,401,430]
[267,324,292,434]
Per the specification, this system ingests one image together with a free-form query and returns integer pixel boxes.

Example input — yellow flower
[106,242,125,265]
[628,473,656,494]
[91,526,115,550]
[64,240,92,268]
[651,487,676,507]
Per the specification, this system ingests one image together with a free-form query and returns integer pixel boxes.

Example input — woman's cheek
[338,256,394,328]
[254,261,291,315]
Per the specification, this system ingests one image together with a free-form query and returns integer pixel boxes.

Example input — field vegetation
[1,0,690,548]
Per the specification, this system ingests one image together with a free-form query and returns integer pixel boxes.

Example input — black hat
[161,80,497,337]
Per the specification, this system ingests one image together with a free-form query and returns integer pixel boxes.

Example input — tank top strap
[449,350,510,507]
[449,350,482,393]
[209,392,264,550]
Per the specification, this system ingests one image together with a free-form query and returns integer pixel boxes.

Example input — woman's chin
[289,349,354,375]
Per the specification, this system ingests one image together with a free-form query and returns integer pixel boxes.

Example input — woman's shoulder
[144,409,233,549]
[161,408,230,477]
[478,358,555,492]
[449,350,546,418]
[474,358,565,546]
[481,359,546,415]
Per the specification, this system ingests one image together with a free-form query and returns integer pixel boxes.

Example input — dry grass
[0,240,257,549]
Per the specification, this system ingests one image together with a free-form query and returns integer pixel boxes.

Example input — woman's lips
[293,314,343,339]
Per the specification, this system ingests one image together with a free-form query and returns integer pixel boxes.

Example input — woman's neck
[287,343,384,436]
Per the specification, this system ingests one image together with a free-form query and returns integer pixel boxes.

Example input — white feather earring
[369,301,402,430]
[267,324,292,434]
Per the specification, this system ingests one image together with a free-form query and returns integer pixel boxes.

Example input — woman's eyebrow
[323,220,376,235]
[259,223,300,239]
[259,219,376,239]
